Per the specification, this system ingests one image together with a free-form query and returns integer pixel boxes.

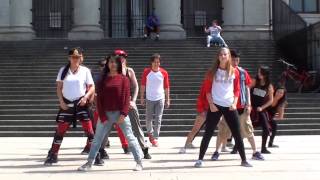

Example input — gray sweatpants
[146,99,165,139]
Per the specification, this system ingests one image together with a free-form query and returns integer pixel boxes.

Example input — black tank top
[251,83,268,108]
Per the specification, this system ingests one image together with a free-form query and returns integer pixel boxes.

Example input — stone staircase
[0,39,319,137]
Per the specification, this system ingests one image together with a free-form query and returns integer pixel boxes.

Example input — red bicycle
[278,59,318,93]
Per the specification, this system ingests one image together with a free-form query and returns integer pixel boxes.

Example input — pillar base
[159,25,186,40]
[222,25,271,40]
[68,25,104,40]
[0,26,35,41]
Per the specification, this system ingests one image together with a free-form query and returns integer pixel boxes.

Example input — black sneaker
[241,161,253,167]
[99,149,109,160]
[44,153,58,166]
[261,148,271,154]
[268,144,279,148]
[94,152,104,166]
[143,148,152,159]
[252,152,265,161]
[105,140,110,148]
[81,146,90,155]
[211,151,220,161]
[123,147,130,154]
[230,149,238,154]
[155,36,159,41]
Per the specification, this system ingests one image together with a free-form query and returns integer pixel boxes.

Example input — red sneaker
[148,134,159,147]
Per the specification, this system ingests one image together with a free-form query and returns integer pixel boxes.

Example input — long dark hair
[98,56,123,89]
[61,47,83,80]
[274,85,287,106]
[256,65,271,88]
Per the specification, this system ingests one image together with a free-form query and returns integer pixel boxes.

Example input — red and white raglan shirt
[141,67,170,101]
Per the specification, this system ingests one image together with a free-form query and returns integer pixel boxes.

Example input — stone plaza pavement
[0,136,319,180]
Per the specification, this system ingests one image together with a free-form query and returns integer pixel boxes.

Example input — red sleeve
[120,76,130,116]
[203,77,212,95]
[245,70,252,86]
[196,79,209,113]
[141,68,150,86]
[233,68,240,98]
[160,68,170,89]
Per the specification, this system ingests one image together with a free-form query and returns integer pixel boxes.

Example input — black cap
[230,49,240,58]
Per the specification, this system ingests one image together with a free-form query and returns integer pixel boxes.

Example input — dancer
[194,47,252,168]
[44,47,95,166]
[78,56,143,171]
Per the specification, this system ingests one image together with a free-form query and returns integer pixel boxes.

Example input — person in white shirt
[44,47,95,166]
[204,20,228,48]
[140,54,170,147]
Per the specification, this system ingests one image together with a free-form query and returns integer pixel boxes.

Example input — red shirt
[97,74,130,122]
[236,66,252,109]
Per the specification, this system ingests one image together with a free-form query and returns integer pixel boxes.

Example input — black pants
[269,119,278,146]
[257,111,270,150]
[198,105,247,161]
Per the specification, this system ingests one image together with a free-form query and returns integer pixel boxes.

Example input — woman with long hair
[78,56,143,171]
[267,85,287,148]
[250,66,274,154]
[194,47,251,168]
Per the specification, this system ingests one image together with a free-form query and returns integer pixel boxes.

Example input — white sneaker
[78,161,92,172]
[194,160,203,168]
[185,143,196,149]
[221,146,230,152]
[179,147,186,154]
[207,44,210,47]
[134,163,143,171]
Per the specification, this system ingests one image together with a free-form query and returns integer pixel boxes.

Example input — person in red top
[194,47,252,168]
[78,56,143,172]
[179,79,209,153]
[140,53,170,147]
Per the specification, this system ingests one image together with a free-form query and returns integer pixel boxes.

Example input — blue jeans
[207,35,228,47]
[88,111,143,163]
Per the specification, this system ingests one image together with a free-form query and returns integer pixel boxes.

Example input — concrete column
[222,0,244,26]
[68,0,103,40]
[0,0,35,41]
[154,0,186,39]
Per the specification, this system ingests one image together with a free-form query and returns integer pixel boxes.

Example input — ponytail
[61,62,70,80]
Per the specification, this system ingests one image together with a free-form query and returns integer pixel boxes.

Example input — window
[290,0,319,13]
[49,12,62,28]
[194,11,206,26]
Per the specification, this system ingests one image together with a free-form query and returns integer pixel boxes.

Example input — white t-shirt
[212,69,235,107]
[141,68,170,101]
[56,65,94,101]
[208,26,222,37]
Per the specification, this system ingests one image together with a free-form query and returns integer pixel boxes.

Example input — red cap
[113,49,128,58]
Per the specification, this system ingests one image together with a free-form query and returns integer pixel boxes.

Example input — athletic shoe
[206,44,210,48]
[148,134,159,147]
[268,144,279,148]
[261,148,271,154]
[221,146,230,152]
[105,140,110,148]
[211,151,220,161]
[81,146,90,155]
[143,148,152,159]
[179,147,186,154]
[134,162,143,171]
[99,149,109,160]
[123,147,131,154]
[194,160,203,168]
[226,141,234,147]
[44,153,58,166]
[155,36,159,41]
[185,143,196,149]
[230,149,238,154]
[94,153,104,166]
[78,161,92,172]
[241,161,253,167]
[252,152,265,161]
